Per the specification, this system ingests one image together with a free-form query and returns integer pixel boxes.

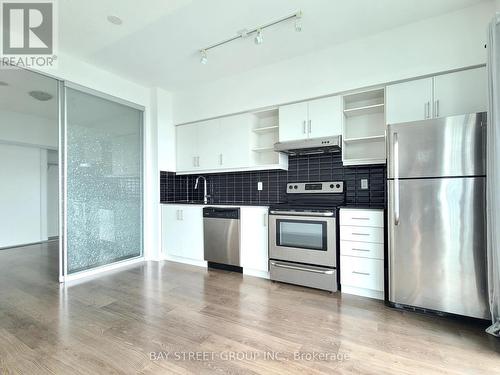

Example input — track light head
[200,49,208,64]
[254,29,263,45]
[295,12,302,32]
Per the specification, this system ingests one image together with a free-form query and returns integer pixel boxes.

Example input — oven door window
[276,219,327,251]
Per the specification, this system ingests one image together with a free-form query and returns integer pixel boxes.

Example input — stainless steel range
[268,181,344,292]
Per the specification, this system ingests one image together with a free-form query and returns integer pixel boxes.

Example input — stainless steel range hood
[273,135,342,155]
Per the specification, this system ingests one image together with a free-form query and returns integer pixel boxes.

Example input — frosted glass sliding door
[64,85,143,274]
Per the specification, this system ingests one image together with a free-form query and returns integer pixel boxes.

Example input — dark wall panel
[160,153,386,207]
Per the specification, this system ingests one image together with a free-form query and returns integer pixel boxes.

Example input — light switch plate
[361,179,369,190]
[257,182,263,191]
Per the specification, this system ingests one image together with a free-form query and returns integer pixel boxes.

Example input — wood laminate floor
[0,242,498,374]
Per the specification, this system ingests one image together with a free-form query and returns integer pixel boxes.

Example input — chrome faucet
[194,176,209,204]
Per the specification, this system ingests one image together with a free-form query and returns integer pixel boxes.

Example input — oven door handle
[269,210,334,217]
[270,262,334,275]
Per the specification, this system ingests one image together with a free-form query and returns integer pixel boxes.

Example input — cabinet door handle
[308,119,312,134]
[351,217,369,221]
[352,271,370,276]
[424,102,431,119]
[263,213,267,227]
[302,120,306,134]
[352,232,369,236]
[352,248,370,252]
[196,156,200,167]
[176,210,180,220]
[219,154,223,165]
[434,99,440,118]
[193,157,196,167]
[180,210,183,221]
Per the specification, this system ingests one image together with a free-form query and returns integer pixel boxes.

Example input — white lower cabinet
[162,204,269,277]
[339,208,384,300]
[161,205,204,264]
[240,206,269,277]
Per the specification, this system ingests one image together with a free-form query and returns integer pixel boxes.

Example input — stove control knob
[329,184,334,188]
[289,185,293,189]
[294,185,298,189]
[336,184,341,188]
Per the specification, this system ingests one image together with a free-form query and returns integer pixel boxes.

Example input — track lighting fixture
[295,12,302,32]
[198,11,302,64]
[254,29,263,45]
[200,49,208,64]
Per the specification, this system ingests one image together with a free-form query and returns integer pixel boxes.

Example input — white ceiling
[0,68,58,119]
[57,0,490,91]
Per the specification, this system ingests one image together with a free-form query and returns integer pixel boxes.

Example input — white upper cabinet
[218,114,251,169]
[433,67,487,118]
[175,112,285,174]
[279,96,342,142]
[278,102,308,142]
[308,96,343,138]
[386,67,487,125]
[196,119,219,170]
[176,123,199,171]
[386,77,433,124]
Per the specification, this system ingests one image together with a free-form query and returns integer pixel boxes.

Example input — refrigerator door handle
[394,132,400,226]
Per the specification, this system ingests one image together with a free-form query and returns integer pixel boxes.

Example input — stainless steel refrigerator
[387,113,489,319]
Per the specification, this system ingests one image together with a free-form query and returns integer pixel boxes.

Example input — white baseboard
[341,285,384,300]
[163,254,207,268]
[243,268,270,279]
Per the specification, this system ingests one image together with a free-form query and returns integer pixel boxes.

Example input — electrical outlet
[361,179,369,190]
[257,182,263,191]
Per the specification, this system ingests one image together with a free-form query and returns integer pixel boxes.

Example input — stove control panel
[287,181,344,194]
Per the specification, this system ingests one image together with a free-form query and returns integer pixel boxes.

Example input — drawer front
[340,209,384,228]
[339,225,384,243]
[341,256,384,291]
[340,240,384,260]
[269,260,337,292]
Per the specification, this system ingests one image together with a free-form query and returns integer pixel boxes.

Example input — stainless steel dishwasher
[203,207,241,271]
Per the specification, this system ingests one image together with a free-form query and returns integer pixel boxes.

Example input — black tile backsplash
[160,153,386,207]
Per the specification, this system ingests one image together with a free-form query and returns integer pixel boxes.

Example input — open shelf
[344,103,384,118]
[342,157,386,166]
[343,135,385,143]
[342,88,386,166]
[252,125,279,134]
[252,146,275,152]
[249,107,287,169]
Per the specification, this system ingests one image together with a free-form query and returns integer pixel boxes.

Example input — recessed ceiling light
[29,90,53,101]
[0,81,8,86]
[107,15,123,25]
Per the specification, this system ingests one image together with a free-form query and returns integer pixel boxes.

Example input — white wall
[0,110,57,149]
[0,145,43,248]
[173,1,494,124]
[155,88,176,172]
[0,107,56,247]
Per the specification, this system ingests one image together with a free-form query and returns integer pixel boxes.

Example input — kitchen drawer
[340,240,384,260]
[269,260,337,292]
[340,256,384,291]
[339,225,384,243]
[340,209,384,228]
